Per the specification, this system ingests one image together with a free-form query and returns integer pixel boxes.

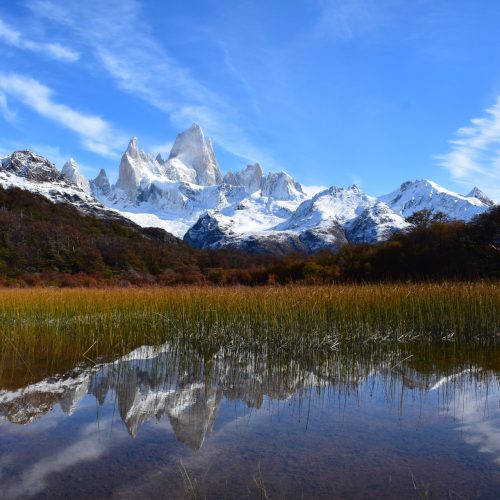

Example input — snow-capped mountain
[165,123,222,185]
[0,150,178,235]
[1,150,101,213]
[379,179,488,221]
[62,158,91,194]
[0,124,495,255]
[466,187,494,207]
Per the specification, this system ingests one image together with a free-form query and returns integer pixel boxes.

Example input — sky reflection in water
[0,343,499,499]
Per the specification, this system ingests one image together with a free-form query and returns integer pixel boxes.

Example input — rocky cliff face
[90,168,111,197]
[166,123,223,186]
[114,137,165,199]
[62,158,91,194]
[224,163,264,193]
[1,150,62,183]
[0,124,494,256]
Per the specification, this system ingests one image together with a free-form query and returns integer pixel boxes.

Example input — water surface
[1,343,499,498]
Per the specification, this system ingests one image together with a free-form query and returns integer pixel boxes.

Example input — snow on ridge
[0,125,494,252]
[378,179,489,221]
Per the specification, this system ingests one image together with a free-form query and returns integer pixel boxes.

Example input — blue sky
[0,0,499,200]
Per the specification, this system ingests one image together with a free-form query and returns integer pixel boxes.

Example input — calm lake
[1,343,499,499]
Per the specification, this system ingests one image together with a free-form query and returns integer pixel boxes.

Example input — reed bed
[0,283,498,385]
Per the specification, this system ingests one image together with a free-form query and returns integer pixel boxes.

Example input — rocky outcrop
[1,150,62,183]
[62,158,91,194]
[115,137,165,199]
[166,123,222,186]
[262,171,304,200]
[90,168,111,197]
[224,163,264,194]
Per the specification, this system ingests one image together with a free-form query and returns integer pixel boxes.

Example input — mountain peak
[1,150,61,183]
[127,137,139,157]
[223,163,264,193]
[90,168,110,197]
[466,187,494,206]
[62,158,90,194]
[189,122,202,133]
[115,137,164,196]
[261,171,304,200]
[379,179,489,220]
[167,124,222,186]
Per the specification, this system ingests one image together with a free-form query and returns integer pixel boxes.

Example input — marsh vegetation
[0,283,498,498]
[0,283,498,386]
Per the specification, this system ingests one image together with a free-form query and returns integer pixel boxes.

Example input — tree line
[0,186,497,286]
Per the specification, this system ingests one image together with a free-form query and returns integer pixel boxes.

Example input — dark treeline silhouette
[0,187,497,286]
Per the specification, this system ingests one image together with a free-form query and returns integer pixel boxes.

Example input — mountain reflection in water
[0,343,499,498]
[0,343,325,448]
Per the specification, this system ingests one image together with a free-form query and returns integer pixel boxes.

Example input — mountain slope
[379,180,487,221]
[0,124,495,256]
[0,185,192,281]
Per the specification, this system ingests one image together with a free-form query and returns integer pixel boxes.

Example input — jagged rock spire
[90,168,110,197]
[167,123,222,186]
[62,158,91,194]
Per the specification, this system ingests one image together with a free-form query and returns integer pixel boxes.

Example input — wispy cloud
[0,73,125,159]
[314,0,386,41]
[436,98,500,201]
[0,92,16,122]
[3,417,125,498]
[0,18,79,62]
[28,0,278,168]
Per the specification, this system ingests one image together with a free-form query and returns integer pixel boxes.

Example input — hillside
[0,125,494,257]
[0,186,497,286]
[0,187,198,285]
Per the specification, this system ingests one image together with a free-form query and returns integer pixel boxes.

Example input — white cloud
[0,73,125,159]
[0,92,16,122]
[452,377,500,466]
[437,98,500,201]
[3,417,125,498]
[0,18,79,62]
[28,0,278,169]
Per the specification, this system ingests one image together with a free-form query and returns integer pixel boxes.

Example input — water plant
[0,283,497,388]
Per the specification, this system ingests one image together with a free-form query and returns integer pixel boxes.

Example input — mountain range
[0,124,494,255]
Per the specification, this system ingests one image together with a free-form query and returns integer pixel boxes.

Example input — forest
[0,186,498,286]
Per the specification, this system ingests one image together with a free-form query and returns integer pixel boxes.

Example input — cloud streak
[437,98,500,201]
[0,18,79,62]
[314,0,385,41]
[28,0,278,168]
[0,73,125,159]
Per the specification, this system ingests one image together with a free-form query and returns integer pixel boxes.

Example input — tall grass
[0,283,498,386]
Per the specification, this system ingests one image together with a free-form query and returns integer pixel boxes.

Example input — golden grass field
[0,283,498,387]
